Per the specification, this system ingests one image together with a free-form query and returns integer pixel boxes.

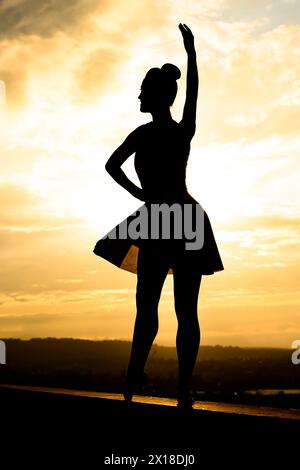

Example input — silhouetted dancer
[93,24,224,408]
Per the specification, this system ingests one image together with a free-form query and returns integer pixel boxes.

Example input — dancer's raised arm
[178,23,198,139]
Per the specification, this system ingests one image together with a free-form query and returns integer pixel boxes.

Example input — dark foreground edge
[1,383,299,466]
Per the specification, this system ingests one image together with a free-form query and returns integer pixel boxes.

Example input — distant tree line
[0,338,299,408]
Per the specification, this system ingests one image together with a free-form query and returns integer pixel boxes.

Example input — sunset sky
[0,0,300,348]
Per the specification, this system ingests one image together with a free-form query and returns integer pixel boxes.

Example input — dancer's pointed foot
[123,371,149,402]
[176,391,195,409]
[123,387,134,403]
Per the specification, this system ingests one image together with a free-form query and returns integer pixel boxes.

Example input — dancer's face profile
[139,80,155,113]
[138,79,168,113]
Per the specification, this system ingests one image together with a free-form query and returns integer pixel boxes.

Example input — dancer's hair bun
[161,63,181,81]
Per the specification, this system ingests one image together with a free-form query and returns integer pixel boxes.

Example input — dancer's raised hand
[178,23,195,54]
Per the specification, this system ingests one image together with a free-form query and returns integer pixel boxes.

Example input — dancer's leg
[126,244,170,383]
[173,257,202,400]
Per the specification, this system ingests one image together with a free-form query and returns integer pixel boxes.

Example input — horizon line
[0,336,292,350]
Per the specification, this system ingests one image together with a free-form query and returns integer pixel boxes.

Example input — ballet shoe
[123,371,149,402]
[176,391,195,409]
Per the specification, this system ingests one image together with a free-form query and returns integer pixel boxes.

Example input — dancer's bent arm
[105,127,146,201]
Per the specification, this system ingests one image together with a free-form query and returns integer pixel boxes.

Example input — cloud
[193,22,300,143]
[0,0,102,39]
[74,46,129,103]
[0,183,85,228]
[0,0,172,106]
[0,183,37,208]
[1,287,299,347]
[0,0,114,104]
[0,32,74,106]
[227,215,300,231]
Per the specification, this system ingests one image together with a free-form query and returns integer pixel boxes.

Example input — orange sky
[0,0,300,347]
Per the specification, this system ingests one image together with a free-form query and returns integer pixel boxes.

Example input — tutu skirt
[93,199,224,275]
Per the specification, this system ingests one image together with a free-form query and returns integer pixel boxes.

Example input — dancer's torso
[134,120,195,204]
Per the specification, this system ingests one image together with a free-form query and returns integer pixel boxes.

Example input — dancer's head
[139,63,181,113]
